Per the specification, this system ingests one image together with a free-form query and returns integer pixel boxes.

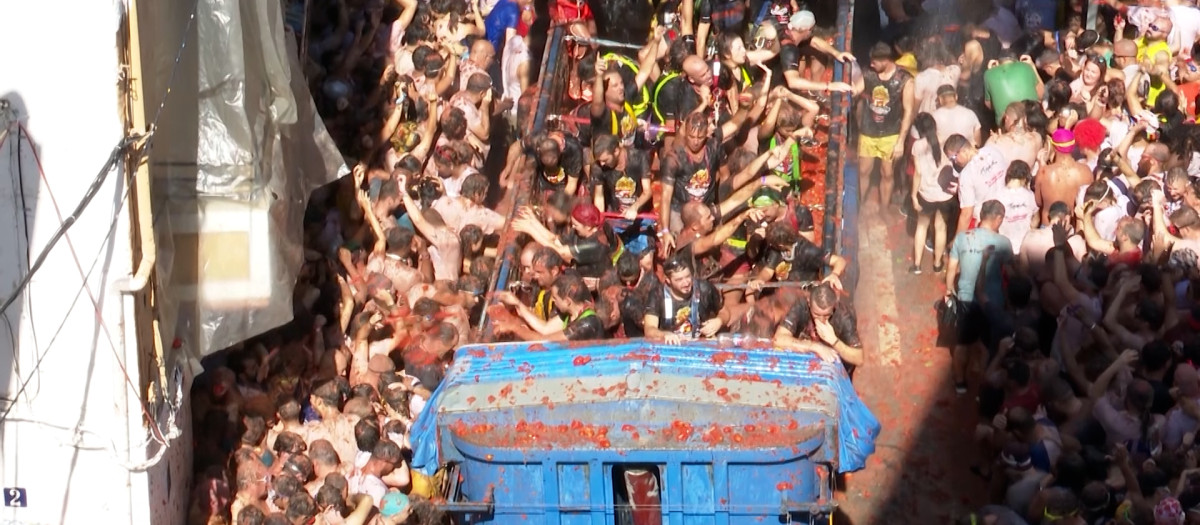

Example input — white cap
[789,10,815,31]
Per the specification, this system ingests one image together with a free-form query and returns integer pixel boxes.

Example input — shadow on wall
[0,92,36,412]
[0,90,135,524]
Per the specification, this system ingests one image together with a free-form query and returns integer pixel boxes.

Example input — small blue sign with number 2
[4,487,26,507]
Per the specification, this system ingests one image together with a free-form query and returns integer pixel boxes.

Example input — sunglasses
[663,259,690,273]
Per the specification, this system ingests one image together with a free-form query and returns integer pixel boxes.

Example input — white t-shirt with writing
[992,185,1038,254]
[958,145,1010,219]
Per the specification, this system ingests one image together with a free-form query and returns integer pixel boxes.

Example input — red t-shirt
[1108,249,1142,268]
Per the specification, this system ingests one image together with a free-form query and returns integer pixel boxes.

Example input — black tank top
[860,67,911,137]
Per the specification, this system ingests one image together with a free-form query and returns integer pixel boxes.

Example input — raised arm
[1076,204,1116,255]
[591,59,609,118]
[1113,120,1147,186]
[1052,244,1084,305]
[1150,189,1181,259]
[1103,276,1147,349]
[808,36,855,63]
[635,29,665,90]
[354,169,387,255]
[398,175,440,243]
[694,208,762,254]
[727,141,791,192]
[498,291,566,336]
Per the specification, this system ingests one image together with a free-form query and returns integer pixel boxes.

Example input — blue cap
[380,491,410,517]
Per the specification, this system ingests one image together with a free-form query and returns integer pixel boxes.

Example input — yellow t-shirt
[1136,37,1170,65]
[897,53,918,76]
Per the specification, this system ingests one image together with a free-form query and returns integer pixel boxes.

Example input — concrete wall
[0,1,189,524]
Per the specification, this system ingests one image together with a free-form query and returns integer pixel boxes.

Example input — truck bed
[410,340,880,524]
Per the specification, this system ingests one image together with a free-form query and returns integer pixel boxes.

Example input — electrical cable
[0,137,132,317]
[1,109,23,379]
[0,0,202,465]
[0,165,134,425]
[8,122,41,377]
[11,123,168,448]
[15,123,29,268]
[0,125,183,468]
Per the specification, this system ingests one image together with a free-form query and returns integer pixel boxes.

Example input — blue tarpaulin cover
[410,339,880,475]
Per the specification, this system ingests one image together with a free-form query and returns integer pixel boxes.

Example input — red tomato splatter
[710,351,735,365]
[572,355,592,366]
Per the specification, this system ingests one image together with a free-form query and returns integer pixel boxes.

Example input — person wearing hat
[772,11,855,95]
[376,491,413,524]
[931,83,982,148]
[513,202,614,280]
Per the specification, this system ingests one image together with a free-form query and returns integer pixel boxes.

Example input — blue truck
[408,0,875,520]
[410,340,879,524]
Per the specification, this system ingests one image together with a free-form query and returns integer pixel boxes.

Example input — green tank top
[982,61,1039,123]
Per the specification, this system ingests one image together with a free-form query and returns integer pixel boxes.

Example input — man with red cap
[1035,128,1094,225]
[512,202,614,281]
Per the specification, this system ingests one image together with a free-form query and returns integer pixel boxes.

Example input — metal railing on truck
[475,24,571,343]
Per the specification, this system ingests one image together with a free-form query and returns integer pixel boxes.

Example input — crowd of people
[912,0,1200,523]
[178,0,1200,522]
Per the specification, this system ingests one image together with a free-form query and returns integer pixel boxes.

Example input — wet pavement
[836,210,987,524]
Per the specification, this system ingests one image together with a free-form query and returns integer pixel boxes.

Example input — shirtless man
[306,381,360,470]
[364,228,425,297]
[399,174,462,283]
[1018,201,1088,281]
[1035,129,1093,225]
[230,466,269,521]
[987,103,1042,174]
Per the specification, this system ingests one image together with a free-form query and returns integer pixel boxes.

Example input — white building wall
[0,1,188,524]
